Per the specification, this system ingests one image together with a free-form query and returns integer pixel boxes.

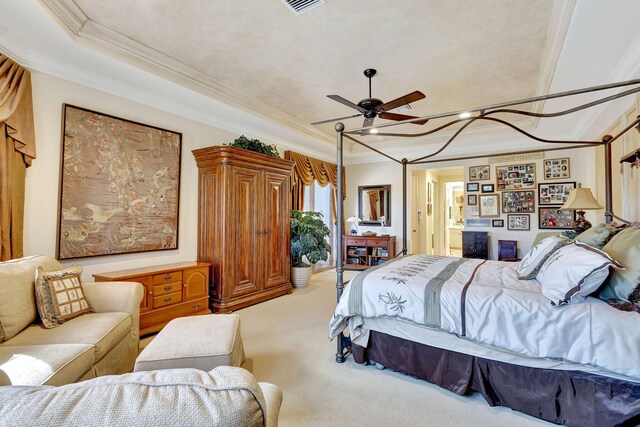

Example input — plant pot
[291,265,313,287]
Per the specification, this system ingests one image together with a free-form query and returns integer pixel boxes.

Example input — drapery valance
[1,53,36,260]
[284,150,345,225]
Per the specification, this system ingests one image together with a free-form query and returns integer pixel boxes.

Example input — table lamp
[346,216,361,235]
[560,184,603,233]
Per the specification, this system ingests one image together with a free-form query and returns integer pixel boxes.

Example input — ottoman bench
[134,314,245,372]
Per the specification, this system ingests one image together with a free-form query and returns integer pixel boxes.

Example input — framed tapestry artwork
[495,163,536,190]
[469,165,490,181]
[538,207,575,230]
[501,190,535,213]
[467,183,479,192]
[544,158,570,180]
[478,194,500,217]
[57,104,182,260]
[507,214,530,231]
[538,182,576,205]
[481,184,494,193]
[467,194,477,205]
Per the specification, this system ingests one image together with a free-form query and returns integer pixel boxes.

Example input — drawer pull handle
[257,231,262,235]
[163,285,172,291]
[164,273,172,280]
[193,304,200,310]
[263,230,268,235]
[164,297,172,303]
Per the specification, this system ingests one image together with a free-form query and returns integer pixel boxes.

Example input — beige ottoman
[134,314,245,372]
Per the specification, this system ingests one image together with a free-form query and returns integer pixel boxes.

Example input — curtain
[0,54,36,260]
[284,150,345,225]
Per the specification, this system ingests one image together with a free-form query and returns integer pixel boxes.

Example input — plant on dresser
[93,262,211,335]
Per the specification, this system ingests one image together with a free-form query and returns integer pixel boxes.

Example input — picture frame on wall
[467,183,479,192]
[481,184,494,193]
[467,194,477,205]
[538,207,576,229]
[507,214,530,231]
[496,163,536,191]
[478,193,500,217]
[469,165,490,181]
[501,190,535,213]
[492,219,504,227]
[56,104,182,260]
[544,157,570,180]
[538,181,576,205]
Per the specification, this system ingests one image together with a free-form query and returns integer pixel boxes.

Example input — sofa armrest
[258,382,283,427]
[83,281,143,340]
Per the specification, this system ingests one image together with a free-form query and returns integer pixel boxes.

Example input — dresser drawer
[369,239,389,247]
[154,281,181,296]
[346,238,367,246]
[153,291,183,308]
[153,271,183,285]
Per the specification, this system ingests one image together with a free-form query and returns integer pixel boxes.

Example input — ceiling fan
[311,68,428,131]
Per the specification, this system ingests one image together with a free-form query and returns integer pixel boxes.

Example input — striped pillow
[517,236,570,280]
[536,241,623,305]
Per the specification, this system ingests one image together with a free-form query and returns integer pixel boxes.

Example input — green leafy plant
[290,210,331,267]
[226,135,280,158]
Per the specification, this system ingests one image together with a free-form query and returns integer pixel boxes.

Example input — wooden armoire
[192,146,294,313]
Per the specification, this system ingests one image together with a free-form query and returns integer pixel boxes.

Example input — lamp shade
[560,186,603,210]
[346,216,361,223]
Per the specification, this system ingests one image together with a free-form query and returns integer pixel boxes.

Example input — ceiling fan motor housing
[358,98,383,117]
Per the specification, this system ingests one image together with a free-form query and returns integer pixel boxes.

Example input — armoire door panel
[263,172,290,288]
[229,167,261,296]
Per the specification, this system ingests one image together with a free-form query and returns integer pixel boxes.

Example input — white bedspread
[329,254,640,380]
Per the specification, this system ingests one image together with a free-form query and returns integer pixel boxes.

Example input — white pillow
[536,241,623,305]
[517,236,570,280]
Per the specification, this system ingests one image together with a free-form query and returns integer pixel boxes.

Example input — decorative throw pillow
[574,223,615,249]
[598,226,640,303]
[536,241,623,305]
[517,236,571,280]
[34,265,94,329]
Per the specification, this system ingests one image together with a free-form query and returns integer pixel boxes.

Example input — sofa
[0,255,143,386]
[0,366,283,427]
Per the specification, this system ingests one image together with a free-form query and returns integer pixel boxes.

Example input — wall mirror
[358,185,391,226]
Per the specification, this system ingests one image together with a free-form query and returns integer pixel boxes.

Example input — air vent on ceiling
[280,0,326,15]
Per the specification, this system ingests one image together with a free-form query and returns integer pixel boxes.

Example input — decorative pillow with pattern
[34,265,94,329]
[536,241,623,306]
[517,236,571,280]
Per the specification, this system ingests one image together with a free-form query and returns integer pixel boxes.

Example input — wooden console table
[94,262,211,335]
[344,235,396,270]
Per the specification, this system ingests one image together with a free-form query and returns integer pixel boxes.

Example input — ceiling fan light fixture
[459,112,472,119]
[369,128,379,134]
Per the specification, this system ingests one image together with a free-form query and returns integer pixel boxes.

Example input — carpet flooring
[234,269,549,427]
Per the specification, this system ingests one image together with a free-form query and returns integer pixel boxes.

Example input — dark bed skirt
[351,330,640,427]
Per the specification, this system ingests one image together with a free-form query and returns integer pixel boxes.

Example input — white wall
[346,147,600,260]
[25,71,303,280]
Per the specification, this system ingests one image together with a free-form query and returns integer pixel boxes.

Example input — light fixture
[560,184,603,233]
[459,112,472,119]
[346,216,361,235]
[369,128,379,134]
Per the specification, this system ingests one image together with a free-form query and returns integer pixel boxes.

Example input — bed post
[603,134,613,224]
[335,122,348,363]
[402,158,408,255]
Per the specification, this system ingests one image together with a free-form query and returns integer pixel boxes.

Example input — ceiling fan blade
[379,111,429,125]
[311,113,363,126]
[377,91,426,113]
[327,95,367,113]
[360,117,375,135]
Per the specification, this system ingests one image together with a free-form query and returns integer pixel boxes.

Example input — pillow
[34,265,94,329]
[598,226,640,302]
[574,223,615,249]
[536,241,623,305]
[517,236,570,280]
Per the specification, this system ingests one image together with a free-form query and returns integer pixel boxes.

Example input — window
[303,181,336,271]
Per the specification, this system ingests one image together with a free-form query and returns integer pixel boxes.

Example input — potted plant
[290,210,331,287]
[225,135,280,158]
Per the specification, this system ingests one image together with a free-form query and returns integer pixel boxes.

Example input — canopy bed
[329,78,640,426]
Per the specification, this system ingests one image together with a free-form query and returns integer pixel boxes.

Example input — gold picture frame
[543,157,570,180]
[495,163,536,191]
[478,193,500,217]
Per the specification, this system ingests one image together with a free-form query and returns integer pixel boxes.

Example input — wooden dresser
[344,235,396,270]
[192,146,294,313]
[93,262,211,335]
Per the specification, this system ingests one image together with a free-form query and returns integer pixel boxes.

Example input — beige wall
[25,71,285,280]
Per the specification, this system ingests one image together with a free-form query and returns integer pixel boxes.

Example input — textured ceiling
[49,0,563,140]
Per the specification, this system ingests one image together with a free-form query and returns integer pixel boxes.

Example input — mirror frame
[358,185,391,226]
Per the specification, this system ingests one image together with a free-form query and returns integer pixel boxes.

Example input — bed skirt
[351,330,640,427]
